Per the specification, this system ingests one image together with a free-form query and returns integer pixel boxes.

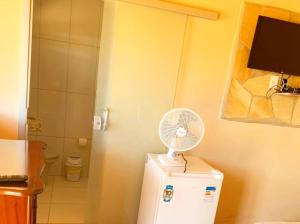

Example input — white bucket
[65,156,82,182]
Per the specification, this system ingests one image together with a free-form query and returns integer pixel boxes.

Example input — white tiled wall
[39,39,69,91]
[40,0,72,41]
[38,90,66,137]
[29,0,102,177]
[65,94,94,138]
[70,0,102,46]
[68,44,98,94]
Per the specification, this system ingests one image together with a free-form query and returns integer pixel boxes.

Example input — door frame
[20,0,33,139]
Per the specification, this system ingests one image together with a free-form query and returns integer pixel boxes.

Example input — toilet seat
[43,150,59,164]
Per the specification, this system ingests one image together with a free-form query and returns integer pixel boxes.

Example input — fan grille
[159,108,204,152]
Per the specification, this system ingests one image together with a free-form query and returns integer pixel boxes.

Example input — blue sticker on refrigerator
[204,186,217,202]
[163,185,174,202]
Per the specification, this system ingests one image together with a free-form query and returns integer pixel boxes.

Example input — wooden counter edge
[0,141,45,197]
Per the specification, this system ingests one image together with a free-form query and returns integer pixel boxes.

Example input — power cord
[181,153,188,173]
[266,85,281,98]
[266,75,300,98]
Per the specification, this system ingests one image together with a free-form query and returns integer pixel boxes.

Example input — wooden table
[0,141,45,224]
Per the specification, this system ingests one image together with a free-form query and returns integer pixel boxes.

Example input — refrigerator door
[137,157,163,224]
[156,174,223,224]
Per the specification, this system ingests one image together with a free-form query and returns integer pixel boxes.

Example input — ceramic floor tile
[48,203,86,223]
[51,187,87,203]
[37,203,50,223]
[38,176,54,204]
[54,176,88,189]
[38,176,87,223]
[38,186,52,204]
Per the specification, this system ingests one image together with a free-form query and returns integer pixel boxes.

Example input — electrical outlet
[269,75,280,89]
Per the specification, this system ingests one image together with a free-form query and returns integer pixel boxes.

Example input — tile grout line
[30,87,96,97]
[35,0,42,135]
[61,0,74,178]
[35,36,101,48]
[47,176,56,223]
[48,176,87,224]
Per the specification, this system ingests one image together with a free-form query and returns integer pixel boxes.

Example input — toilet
[27,118,60,184]
[42,143,59,185]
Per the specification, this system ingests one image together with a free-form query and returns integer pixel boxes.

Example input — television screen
[247,16,300,76]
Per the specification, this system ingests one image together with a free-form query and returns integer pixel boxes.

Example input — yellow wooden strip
[119,0,220,20]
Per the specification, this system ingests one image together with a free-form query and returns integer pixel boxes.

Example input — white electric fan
[158,108,205,167]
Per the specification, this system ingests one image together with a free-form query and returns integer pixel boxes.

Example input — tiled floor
[37,176,88,224]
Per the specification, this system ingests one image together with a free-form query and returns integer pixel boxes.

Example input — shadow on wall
[214,165,245,224]
[0,115,18,139]
[206,159,264,224]
[94,145,149,224]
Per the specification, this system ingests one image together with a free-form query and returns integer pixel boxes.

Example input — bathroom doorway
[27,0,102,223]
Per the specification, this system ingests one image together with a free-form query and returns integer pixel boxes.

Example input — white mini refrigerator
[137,154,223,224]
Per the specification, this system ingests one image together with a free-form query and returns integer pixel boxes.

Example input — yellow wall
[173,0,300,223]
[0,0,30,139]
[88,1,187,223]
[89,0,300,224]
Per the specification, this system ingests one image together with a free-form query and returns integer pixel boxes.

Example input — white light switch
[93,116,102,130]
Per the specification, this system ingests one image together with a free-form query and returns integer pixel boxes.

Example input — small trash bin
[65,156,82,182]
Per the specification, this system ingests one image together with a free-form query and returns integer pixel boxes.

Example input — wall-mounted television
[247,16,300,76]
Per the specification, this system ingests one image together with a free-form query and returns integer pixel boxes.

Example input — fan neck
[167,148,177,159]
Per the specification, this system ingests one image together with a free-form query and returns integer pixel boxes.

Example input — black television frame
[247,15,300,77]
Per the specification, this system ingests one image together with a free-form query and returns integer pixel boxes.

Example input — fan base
[158,154,185,167]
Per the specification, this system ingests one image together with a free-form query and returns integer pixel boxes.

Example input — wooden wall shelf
[0,141,45,224]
